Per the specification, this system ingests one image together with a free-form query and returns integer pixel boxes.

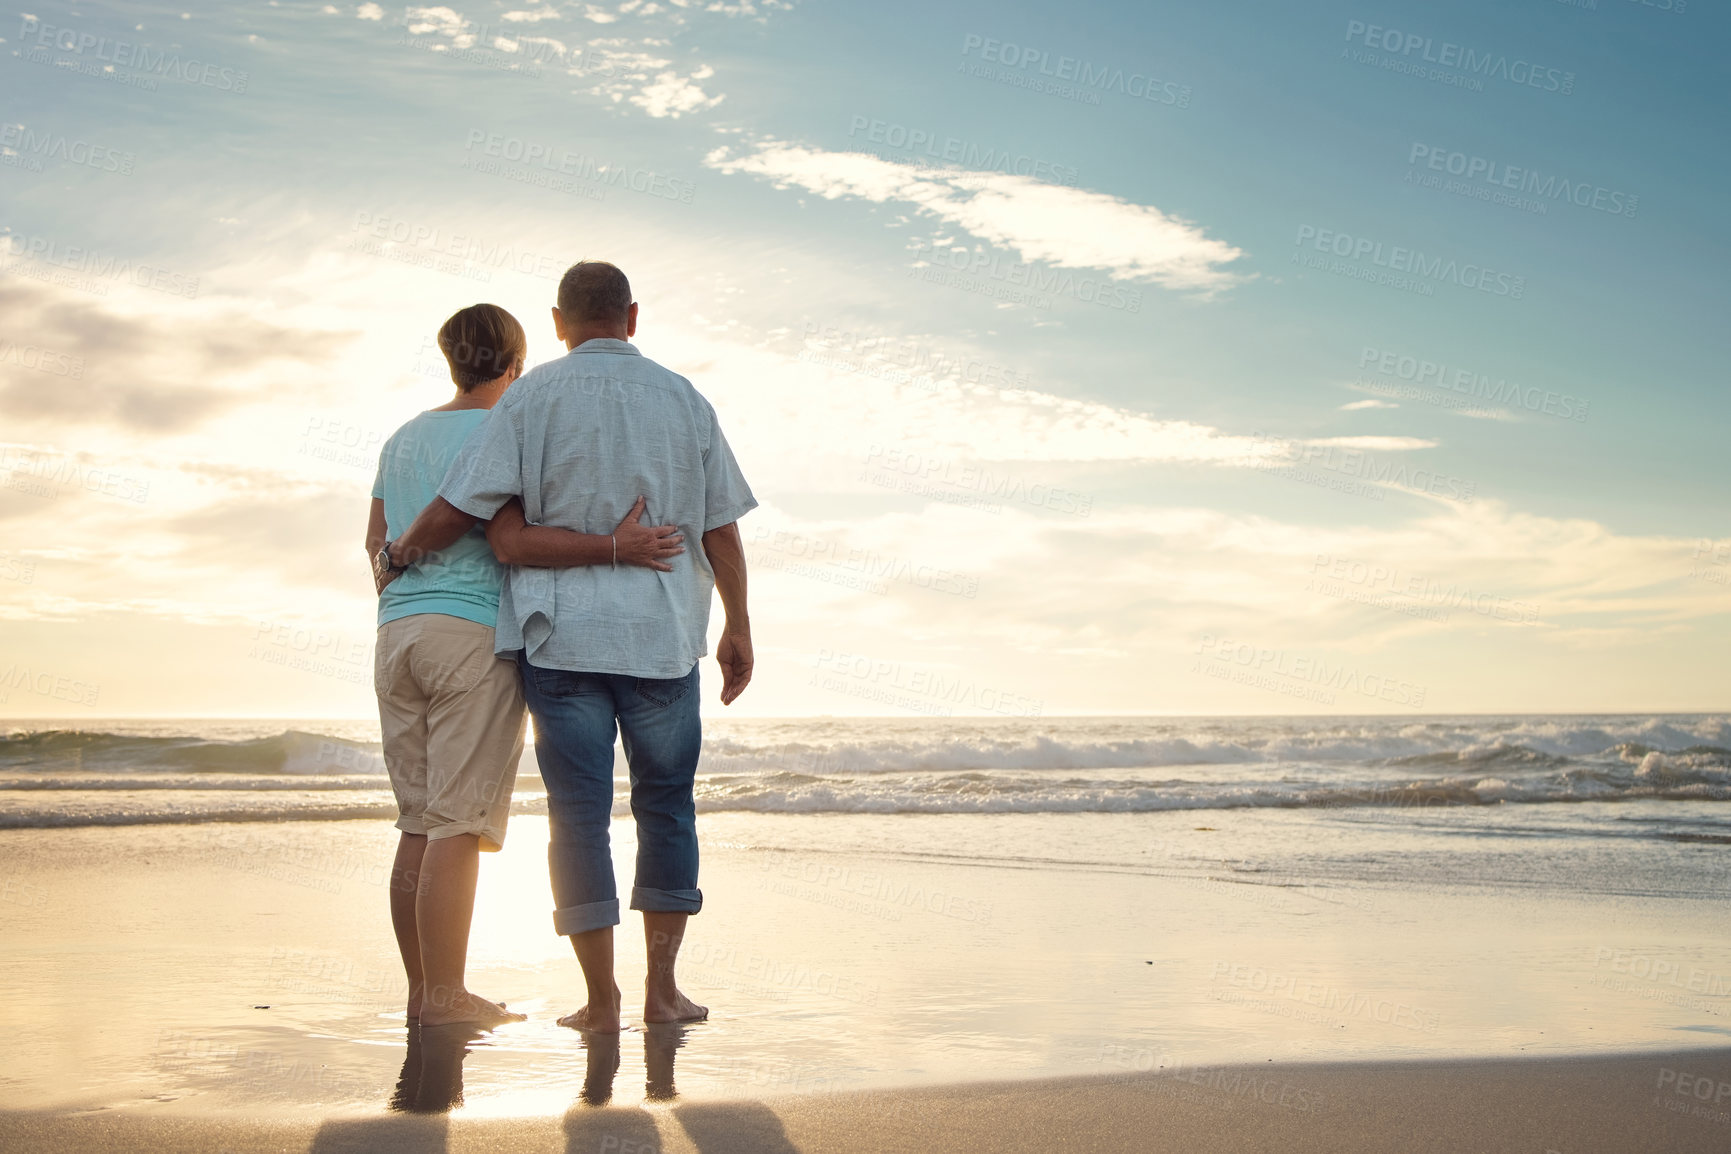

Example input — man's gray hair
[557,260,633,326]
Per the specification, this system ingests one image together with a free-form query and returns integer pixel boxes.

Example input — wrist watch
[376,540,406,574]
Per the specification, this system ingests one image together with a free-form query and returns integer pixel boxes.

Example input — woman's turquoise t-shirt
[372,409,505,628]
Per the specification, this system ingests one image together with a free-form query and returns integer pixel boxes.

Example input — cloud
[727,488,1731,717]
[757,328,1396,468]
[562,43,726,115]
[1340,399,1398,411]
[1310,436,1437,451]
[405,5,465,38]
[355,2,384,19]
[0,281,356,433]
[166,487,361,590]
[631,64,724,117]
[501,5,559,20]
[705,140,1248,292]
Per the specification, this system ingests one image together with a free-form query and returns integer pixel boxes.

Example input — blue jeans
[517,655,703,937]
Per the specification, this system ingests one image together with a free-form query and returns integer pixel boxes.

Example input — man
[387,261,756,1032]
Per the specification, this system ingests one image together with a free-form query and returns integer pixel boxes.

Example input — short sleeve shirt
[372,409,504,628]
[438,339,756,677]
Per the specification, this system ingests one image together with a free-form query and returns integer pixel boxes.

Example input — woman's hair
[437,303,527,391]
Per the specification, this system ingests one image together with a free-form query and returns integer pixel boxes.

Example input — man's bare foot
[418,988,525,1028]
[558,984,623,1033]
[644,986,708,1024]
[406,984,424,1021]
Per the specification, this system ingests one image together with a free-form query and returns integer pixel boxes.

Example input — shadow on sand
[308,1021,482,1152]
[307,1018,801,1154]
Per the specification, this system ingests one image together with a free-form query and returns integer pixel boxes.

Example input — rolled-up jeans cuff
[630,886,703,914]
[553,898,620,937]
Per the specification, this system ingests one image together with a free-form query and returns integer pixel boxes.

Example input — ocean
[5,713,1729,900]
[6,713,1729,822]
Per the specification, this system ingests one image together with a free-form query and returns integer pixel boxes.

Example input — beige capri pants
[374,614,527,852]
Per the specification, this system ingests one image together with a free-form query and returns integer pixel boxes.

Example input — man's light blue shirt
[373,409,504,629]
[438,339,757,678]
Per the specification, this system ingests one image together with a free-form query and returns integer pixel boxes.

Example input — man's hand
[701,520,751,704]
[716,629,753,705]
[613,497,685,571]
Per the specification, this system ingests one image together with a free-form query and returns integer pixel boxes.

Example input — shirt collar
[569,338,640,356]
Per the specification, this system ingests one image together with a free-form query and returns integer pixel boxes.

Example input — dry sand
[4,1048,1730,1152]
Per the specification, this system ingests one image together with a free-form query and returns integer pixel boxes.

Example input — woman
[364,303,683,1027]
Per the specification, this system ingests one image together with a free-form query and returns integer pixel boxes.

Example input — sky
[0,0,1727,719]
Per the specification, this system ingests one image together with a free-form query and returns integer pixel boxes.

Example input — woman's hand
[373,556,403,594]
[613,497,685,571]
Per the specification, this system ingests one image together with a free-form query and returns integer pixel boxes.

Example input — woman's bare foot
[418,988,525,1028]
[558,984,623,1033]
[644,985,708,1024]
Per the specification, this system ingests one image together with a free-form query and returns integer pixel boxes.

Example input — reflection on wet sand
[645,1023,691,1101]
[572,1022,695,1107]
[390,1022,484,1114]
[578,1030,621,1106]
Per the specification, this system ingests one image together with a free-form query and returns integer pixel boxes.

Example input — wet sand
[3,813,1729,1149]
